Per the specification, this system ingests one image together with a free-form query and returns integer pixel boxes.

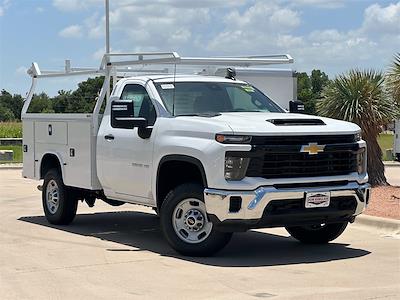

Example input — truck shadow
[19,210,370,267]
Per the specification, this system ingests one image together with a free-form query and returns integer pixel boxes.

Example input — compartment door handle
[104,134,114,141]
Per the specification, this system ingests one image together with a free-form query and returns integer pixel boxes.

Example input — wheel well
[40,154,62,179]
[157,156,207,210]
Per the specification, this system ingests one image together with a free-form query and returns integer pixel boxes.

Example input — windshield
[154,81,284,116]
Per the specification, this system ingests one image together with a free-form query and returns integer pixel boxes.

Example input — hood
[200,112,360,135]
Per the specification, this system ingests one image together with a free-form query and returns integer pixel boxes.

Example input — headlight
[357,148,367,174]
[354,132,362,142]
[216,134,252,144]
[225,156,250,180]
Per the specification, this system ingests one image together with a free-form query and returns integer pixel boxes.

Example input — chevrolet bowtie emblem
[300,143,325,155]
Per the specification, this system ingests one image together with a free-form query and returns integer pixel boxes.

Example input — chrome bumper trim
[204,182,371,222]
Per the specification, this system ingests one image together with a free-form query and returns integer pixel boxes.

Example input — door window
[120,84,157,125]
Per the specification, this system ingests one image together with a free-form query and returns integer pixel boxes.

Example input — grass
[378,133,395,161]
[0,145,22,163]
[0,122,22,138]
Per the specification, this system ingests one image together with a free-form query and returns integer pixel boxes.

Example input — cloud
[0,0,11,16]
[59,25,83,38]
[15,66,28,75]
[54,0,399,77]
[208,2,301,52]
[52,0,102,12]
[92,47,106,60]
[362,2,400,35]
[82,0,213,53]
[283,0,345,9]
[206,1,399,76]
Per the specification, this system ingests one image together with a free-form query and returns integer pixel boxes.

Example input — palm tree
[317,70,399,186]
[387,53,400,106]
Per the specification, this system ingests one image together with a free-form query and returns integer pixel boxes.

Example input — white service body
[394,119,400,161]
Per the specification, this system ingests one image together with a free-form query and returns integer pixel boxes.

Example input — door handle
[104,134,115,141]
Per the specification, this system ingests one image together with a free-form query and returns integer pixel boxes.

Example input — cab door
[97,82,158,204]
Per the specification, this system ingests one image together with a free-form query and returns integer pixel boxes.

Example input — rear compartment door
[22,120,35,178]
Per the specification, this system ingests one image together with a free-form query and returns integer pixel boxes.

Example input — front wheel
[42,169,78,225]
[286,222,348,244]
[160,183,232,256]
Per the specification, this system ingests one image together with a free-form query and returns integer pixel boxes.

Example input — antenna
[105,0,110,100]
[105,0,110,55]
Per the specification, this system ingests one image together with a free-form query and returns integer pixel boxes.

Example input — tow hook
[37,185,43,191]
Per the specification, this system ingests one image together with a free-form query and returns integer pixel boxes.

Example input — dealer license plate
[305,192,331,208]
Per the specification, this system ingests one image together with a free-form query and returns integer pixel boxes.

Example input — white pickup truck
[22,53,370,256]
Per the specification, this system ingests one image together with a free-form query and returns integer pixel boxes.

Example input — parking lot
[0,169,399,300]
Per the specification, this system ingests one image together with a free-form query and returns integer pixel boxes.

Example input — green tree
[317,70,399,186]
[297,70,330,115]
[66,76,104,113]
[52,90,71,113]
[387,53,400,107]
[0,105,14,121]
[27,93,54,113]
[310,69,329,96]
[0,90,24,120]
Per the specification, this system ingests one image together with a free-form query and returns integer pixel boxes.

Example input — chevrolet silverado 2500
[22,53,370,256]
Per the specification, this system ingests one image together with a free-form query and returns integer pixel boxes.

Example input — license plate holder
[305,192,331,208]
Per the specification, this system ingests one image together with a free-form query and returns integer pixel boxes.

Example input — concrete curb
[355,214,400,234]
[0,163,23,170]
[384,161,400,167]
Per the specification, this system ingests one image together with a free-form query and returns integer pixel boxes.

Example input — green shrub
[0,122,22,138]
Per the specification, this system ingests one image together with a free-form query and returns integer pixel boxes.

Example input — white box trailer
[215,68,297,110]
[395,119,400,161]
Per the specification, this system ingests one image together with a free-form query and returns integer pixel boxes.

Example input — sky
[0,0,399,96]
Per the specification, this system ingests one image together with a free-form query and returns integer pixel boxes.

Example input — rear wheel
[160,183,232,256]
[286,222,348,244]
[42,169,78,225]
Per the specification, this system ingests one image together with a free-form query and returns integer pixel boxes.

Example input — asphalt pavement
[0,169,399,300]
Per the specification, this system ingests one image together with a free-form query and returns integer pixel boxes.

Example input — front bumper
[204,182,371,231]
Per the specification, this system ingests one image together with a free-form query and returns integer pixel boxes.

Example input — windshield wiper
[225,110,262,112]
[176,112,221,117]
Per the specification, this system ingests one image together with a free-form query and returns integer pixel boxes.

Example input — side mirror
[289,100,305,114]
[111,100,148,129]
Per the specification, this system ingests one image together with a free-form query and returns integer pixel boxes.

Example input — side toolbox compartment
[65,120,101,190]
[22,120,35,178]
[34,121,68,179]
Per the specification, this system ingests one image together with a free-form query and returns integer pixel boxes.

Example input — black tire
[160,183,232,256]
[42,169,78,225]
[286,222,348,244]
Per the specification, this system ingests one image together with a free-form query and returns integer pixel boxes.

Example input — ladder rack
[23,51,294,127]
[27,52,294,79]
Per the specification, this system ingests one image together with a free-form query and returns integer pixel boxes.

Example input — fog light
[225,156,250,180]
